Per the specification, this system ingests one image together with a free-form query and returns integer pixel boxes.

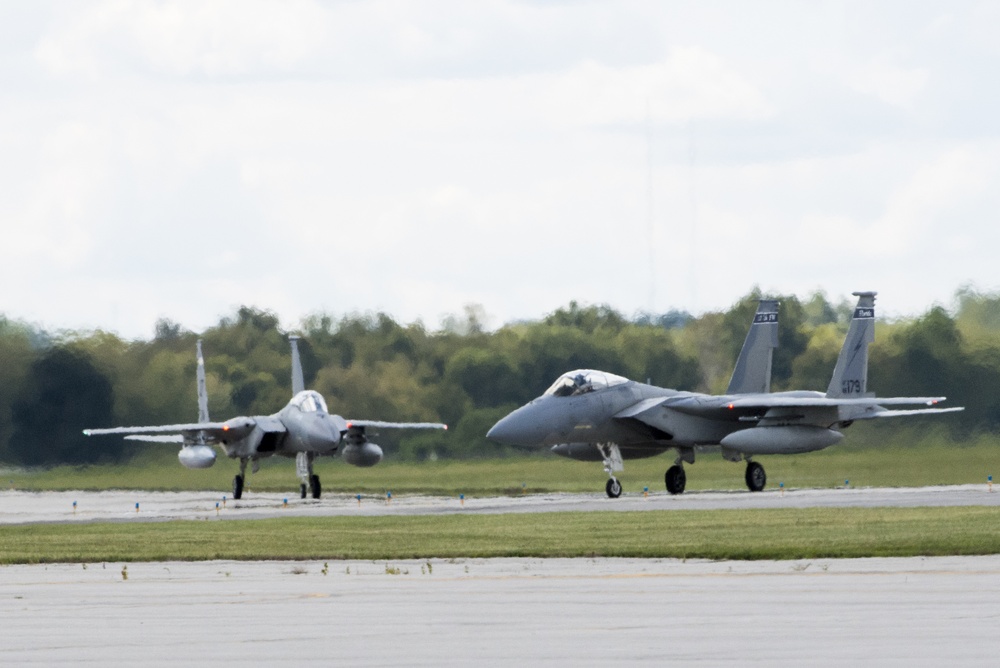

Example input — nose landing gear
[597,443,625,498]
[296,452,322,499]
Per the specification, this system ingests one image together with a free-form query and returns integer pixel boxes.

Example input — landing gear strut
[296,452,321,500]
[233,457,248,500]
[664,465,686,495]
[597,443,624,498]
[745,461,766,492]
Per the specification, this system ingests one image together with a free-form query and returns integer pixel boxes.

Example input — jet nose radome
[487,405,549,447]
[486,414,516,444]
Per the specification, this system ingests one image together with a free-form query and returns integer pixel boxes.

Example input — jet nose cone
[486,417,509,443]
[487,407,544,447]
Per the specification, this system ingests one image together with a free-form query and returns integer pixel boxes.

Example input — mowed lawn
[1,506,999,564]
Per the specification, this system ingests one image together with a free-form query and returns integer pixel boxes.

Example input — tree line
[1,287,996,466]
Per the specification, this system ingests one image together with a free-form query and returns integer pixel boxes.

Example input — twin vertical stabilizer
[727,299,780,395]
[196,339,210,423]
[826,291,877,398]
[289,335,305,395]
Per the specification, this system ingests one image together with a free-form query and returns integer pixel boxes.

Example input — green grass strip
[2,506,999,564]
[5,438,1000,495]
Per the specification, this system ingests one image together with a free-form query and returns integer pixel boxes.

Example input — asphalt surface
[1,484,999,525]
[3,555,1000,665]
[3,486,998,665]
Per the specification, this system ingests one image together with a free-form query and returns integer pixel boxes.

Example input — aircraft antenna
[688,120,700,311]
[645,98,656,312]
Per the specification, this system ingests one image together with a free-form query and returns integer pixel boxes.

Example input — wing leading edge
[83,417,265,445]
[346,420,447,430]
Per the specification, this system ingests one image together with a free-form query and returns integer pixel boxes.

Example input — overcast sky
[2,1,998,338]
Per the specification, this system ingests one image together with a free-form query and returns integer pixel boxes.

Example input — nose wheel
[597,443,625,499]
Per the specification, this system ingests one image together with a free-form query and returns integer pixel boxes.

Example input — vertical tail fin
[289,335,305,395]
[726,299,780,394]
[826,291,877,398]
[196,339,210,424]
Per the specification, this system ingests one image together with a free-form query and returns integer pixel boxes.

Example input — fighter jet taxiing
[487,292,962,497]
[85,336,446,499]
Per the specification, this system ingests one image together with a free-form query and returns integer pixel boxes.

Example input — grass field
[1,506,998,564]
[3,436,998,496]
[2,433,997,565]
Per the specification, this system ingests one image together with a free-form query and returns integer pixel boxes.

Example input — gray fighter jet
[85,336,446,499]
[487,292,963,497]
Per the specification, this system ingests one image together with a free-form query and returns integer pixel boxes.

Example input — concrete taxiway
[2,555,999,665]
[1,484,998,525]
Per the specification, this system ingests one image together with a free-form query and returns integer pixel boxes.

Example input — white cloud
[2,1,1000,337]
[845,55,929,110]
[34,0,329,79]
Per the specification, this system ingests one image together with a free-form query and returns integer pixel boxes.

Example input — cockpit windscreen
[542,369,628,398]
[292,390,329,413]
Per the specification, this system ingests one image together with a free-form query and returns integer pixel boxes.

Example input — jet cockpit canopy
[292,390,328,413]
[543,369,629,398]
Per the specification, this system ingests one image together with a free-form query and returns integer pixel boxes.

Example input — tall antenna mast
[646,99,656,313]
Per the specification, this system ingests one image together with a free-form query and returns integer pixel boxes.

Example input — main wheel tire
[745,461,766,492]
[310,474,322,499]
[605,478,622,498]
[300,483,308,499]
[665,465,686,495]
[232,474,244,500]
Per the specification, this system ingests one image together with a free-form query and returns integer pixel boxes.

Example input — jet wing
[616,394,962,432]
[346,420,447,430]
[124,435,185,443]
[724,396,956,410]
[83,418,264,444]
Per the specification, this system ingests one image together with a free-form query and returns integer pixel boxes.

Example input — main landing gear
[664,465,686,495]
[745,460,766,492]
[232,457,264,500]
[232,457,249,500]
[605,478,622,498]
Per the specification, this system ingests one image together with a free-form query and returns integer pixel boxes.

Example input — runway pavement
[1,483,999,525]
[3,487,999,665]
[3,555,999,665]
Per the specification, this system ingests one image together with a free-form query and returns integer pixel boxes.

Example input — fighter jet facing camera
[85,336,446,500]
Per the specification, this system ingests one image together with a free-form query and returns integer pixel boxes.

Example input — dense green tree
[9,346,116,465]
[3,289,1000,464]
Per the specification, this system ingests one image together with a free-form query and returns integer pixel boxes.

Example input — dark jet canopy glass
[543,369,629,398]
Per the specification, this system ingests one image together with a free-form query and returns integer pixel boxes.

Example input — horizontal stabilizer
[872,407,965,418]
